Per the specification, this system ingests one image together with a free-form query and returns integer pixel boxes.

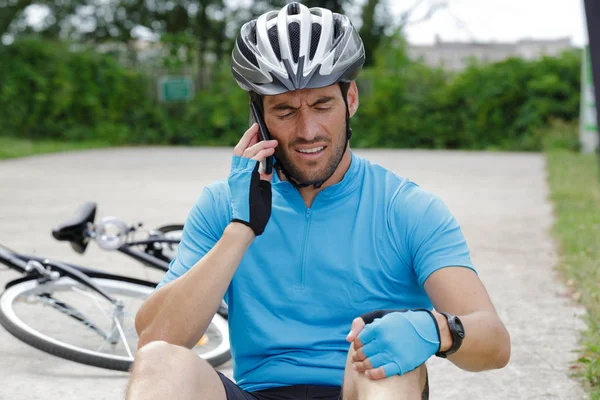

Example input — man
[126,3,510,400]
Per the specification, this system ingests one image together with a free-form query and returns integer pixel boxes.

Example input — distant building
[408,36,574,71]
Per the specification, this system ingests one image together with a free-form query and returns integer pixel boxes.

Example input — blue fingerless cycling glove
[358,309,441,377]
[228,155,272,236]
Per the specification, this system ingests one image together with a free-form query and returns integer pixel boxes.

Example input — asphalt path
[0,148,588,399]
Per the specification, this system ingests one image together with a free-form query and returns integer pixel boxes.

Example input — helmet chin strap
[275,81,353,190]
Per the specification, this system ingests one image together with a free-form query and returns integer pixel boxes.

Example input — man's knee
[131,341,175,373]
[126,340,225,400]
[342,344,427,400]
[130,340,206,376]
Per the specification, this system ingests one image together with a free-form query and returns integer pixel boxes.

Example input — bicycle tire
[0,273,231,371]
[156,224,184,234]
[150,224,184,262]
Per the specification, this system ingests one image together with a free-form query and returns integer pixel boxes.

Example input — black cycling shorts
[216,371,429,400]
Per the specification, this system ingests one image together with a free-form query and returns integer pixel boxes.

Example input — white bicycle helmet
[231,2,365,96]
[231,2,364,189]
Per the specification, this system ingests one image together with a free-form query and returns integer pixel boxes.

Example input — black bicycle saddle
[52,202,97,254]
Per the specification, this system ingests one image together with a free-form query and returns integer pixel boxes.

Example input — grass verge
[0,137,111,160]
[546,150,600,399]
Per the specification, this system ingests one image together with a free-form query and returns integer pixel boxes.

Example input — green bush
[0,37,583,151]
[0,38,165,144]
[181,63,250,146]
[352,34,582,151]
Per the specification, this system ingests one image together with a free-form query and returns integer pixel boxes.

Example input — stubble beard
[275,127,347,186]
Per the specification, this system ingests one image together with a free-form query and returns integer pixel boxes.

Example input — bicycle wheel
[0,274,231,371]
[156,224,184,236]
[152,224,184,261]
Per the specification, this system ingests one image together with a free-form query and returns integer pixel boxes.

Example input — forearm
[136,222,254,349]
[434,310,510,372]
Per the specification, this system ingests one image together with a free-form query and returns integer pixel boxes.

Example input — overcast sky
[391,0,588,46]
[21,0,590,47]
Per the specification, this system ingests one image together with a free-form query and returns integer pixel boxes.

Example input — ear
[347,81,359,118]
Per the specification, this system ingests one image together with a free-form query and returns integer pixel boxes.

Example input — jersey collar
[273,150,362,203]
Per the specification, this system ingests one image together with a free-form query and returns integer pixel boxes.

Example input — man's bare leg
[125,341,226,400]
[341,344,427,400]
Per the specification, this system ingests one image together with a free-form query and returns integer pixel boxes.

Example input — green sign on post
[158,76,194,103]
[580,45,599,152]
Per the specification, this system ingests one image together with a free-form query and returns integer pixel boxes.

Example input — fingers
[247,129,259,148]
[356,323,377,349]
[233,123,258,157]
[242,137,277,162]
[348,317,383,377]
[364,367,387,380]
[352,336,365,352]
[234,123,278,160]
[353,357,373,373]
[351,340,376,362]
[233,123,259,156]
[247,146,276,162]
[352,347,366,362]
[353,359,388,380]
[346,317,365,343]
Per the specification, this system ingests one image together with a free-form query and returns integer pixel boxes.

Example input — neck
[278,147,352,208]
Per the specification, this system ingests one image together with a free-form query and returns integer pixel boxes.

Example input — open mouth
[296,146,326,156]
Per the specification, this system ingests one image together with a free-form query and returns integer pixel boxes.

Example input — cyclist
[127,3,510,400]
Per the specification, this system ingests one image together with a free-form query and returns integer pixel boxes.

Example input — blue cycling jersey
[156,151,475,391]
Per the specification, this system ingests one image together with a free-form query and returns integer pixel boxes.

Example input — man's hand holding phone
[228,123,278,236]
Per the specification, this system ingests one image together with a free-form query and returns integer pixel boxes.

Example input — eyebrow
[270,96,335,111]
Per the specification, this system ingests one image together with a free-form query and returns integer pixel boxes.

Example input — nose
[295,109,319,142]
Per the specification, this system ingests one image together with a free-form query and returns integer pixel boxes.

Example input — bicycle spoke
[0,276,225,372]
[94,314,137,356]
[72,285,119,326]
[72,285,139,356]
[72,286,114,312]
[114,316,134,359]
[37,294,109,339]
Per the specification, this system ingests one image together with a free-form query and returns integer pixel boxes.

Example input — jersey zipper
[297,208,312,289]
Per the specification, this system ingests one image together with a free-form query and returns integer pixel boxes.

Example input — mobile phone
[249,100,274,174]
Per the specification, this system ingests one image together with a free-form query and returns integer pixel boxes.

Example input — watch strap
[435,312,465,358]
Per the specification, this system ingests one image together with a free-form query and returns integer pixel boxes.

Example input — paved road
[0,148,589,399]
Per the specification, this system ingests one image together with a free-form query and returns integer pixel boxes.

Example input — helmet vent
[288,21,301,63]
[249,21,258,45]
[309,23,321,60]
[333,15,342,40]
[268,25,282,61]
[237,35,259,67]
[333,39,344,64]
[288,2,300,15]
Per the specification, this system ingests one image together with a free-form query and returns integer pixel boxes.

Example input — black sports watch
[435,312,465,358]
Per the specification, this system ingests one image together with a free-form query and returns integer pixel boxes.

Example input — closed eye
[278,112,294,120]
[277,106,332,119]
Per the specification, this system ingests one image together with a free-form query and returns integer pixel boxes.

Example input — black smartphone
[249,100,274,175]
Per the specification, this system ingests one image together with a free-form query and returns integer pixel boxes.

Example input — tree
[0,0,34,37]
[359,0,447,68]
[359,0,387,67]
[398,0,447,27]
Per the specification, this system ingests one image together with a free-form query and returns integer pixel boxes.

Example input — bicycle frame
[0,206,232,370]
[0,245,157,299]
[0,244,159,344]
[117,240,175,271]
[3,229,228,319]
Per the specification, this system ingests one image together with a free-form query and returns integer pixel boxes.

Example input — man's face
[263,84,349,185]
